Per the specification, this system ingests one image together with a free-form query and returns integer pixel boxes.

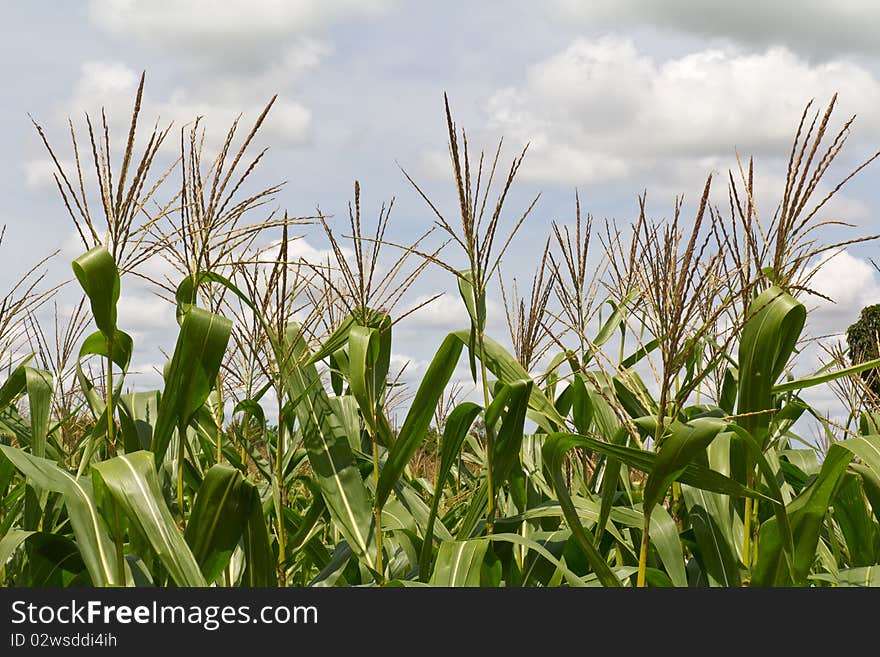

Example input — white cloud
[87,1,392,94]
[484,37,880,188]
[89,0,392,56]
[23,60,311,191]
[803,249,880,337]
[21,157,73,192]
[285,236,350,265]
[547,1,880,58]
[397,292,505,334]
[399,293,469,331]
[28,3,400,192]
[117,292,176,333]
[83,0,398,144]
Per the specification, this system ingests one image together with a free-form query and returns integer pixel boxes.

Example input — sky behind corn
[3,1,880,428]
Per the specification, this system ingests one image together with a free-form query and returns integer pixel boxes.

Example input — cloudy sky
[4,1,880,429]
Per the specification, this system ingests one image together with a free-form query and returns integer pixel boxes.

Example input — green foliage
[2,90,879,589]
[847,304,880,398]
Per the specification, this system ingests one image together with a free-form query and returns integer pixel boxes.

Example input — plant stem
[177,420,186,517]
[637,513,650,588]
[742,464,755,568]
[215,374,224,463]
[372,433,383,583]
[672,481,682,529]
[275,399,286,567]
[742,498,752,567]
[106,340,115,457]
[99,348,124,584]
[477,330,495,533]
[638,411,666,588]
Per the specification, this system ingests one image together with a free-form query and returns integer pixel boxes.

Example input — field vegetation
[2,78,880,587]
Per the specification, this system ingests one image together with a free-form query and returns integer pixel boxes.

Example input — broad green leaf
[72,245,120,337]
[491,379,532,489]
[588,290,638,363]
[24,532,90,586]
[487,533,589,587]
[552,429,766,502]
[643,417,728,514]
[92,451,206,587]
[542,433,622,587]
[736,286,805,448]
[377,333,463,509]
[429,538,488,586]
[851,463,880,527]
[0,445,125,586]
[151,307,232,463]
[773,356,880,394]
[185,464,253,583]
[117,390,160,453]
[815,566,880,587]
[22,368,53,530]
[753,440,858,586]
[348,320,393,447]
[0,529,35,568]
[648,503,688,587]
[682,483,742,587]
[452,330,566,431]
[0,355,34,413]
[242,485,275,586]
[419,401,481,580]
[457,269,484,381]
[833,473,876,567]
[280,323,375,570]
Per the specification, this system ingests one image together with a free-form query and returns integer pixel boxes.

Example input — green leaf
[643,417,728,513]
[773,357,880,394]
[377,333,463,509]
[0,355,34,413]
[491,379,532,489]
[72,245,120,337]
[851,462,880,527]
[816,566,880,587]
[553,429,766,502]
[0,529,36,569]
[0,445,125,586]
[429,538,488,586]
[752,440,857,586]
[151,307,232,463]
[242,488,275,586]
[682,483,742,587]
[487,533,593,587]
[185,464,253,583]
[24,532,90,586]
[24,368,53,459]
[736,286,805,447]
[588,290,638,363]
[648,503,687,587]
[280,323,376,571]
[117,390,160,453]
[452,330,566,431]
[833,473,875,567]
[348,322,393,446]
[542,433,622,587]
[419,401,481,580]
[92,451,206,587]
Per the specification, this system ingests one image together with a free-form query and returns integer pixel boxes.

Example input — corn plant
[3,83,880,588]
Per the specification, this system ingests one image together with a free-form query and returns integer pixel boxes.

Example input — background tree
[846,303,880,399]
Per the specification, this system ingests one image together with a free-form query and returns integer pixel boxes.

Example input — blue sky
[3,1,880,429]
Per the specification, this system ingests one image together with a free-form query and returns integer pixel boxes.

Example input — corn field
[3,78,880,588]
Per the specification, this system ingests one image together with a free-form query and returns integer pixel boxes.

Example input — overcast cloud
[3,1,879,426]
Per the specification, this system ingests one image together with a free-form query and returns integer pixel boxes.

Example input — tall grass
[2,82,880,587]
